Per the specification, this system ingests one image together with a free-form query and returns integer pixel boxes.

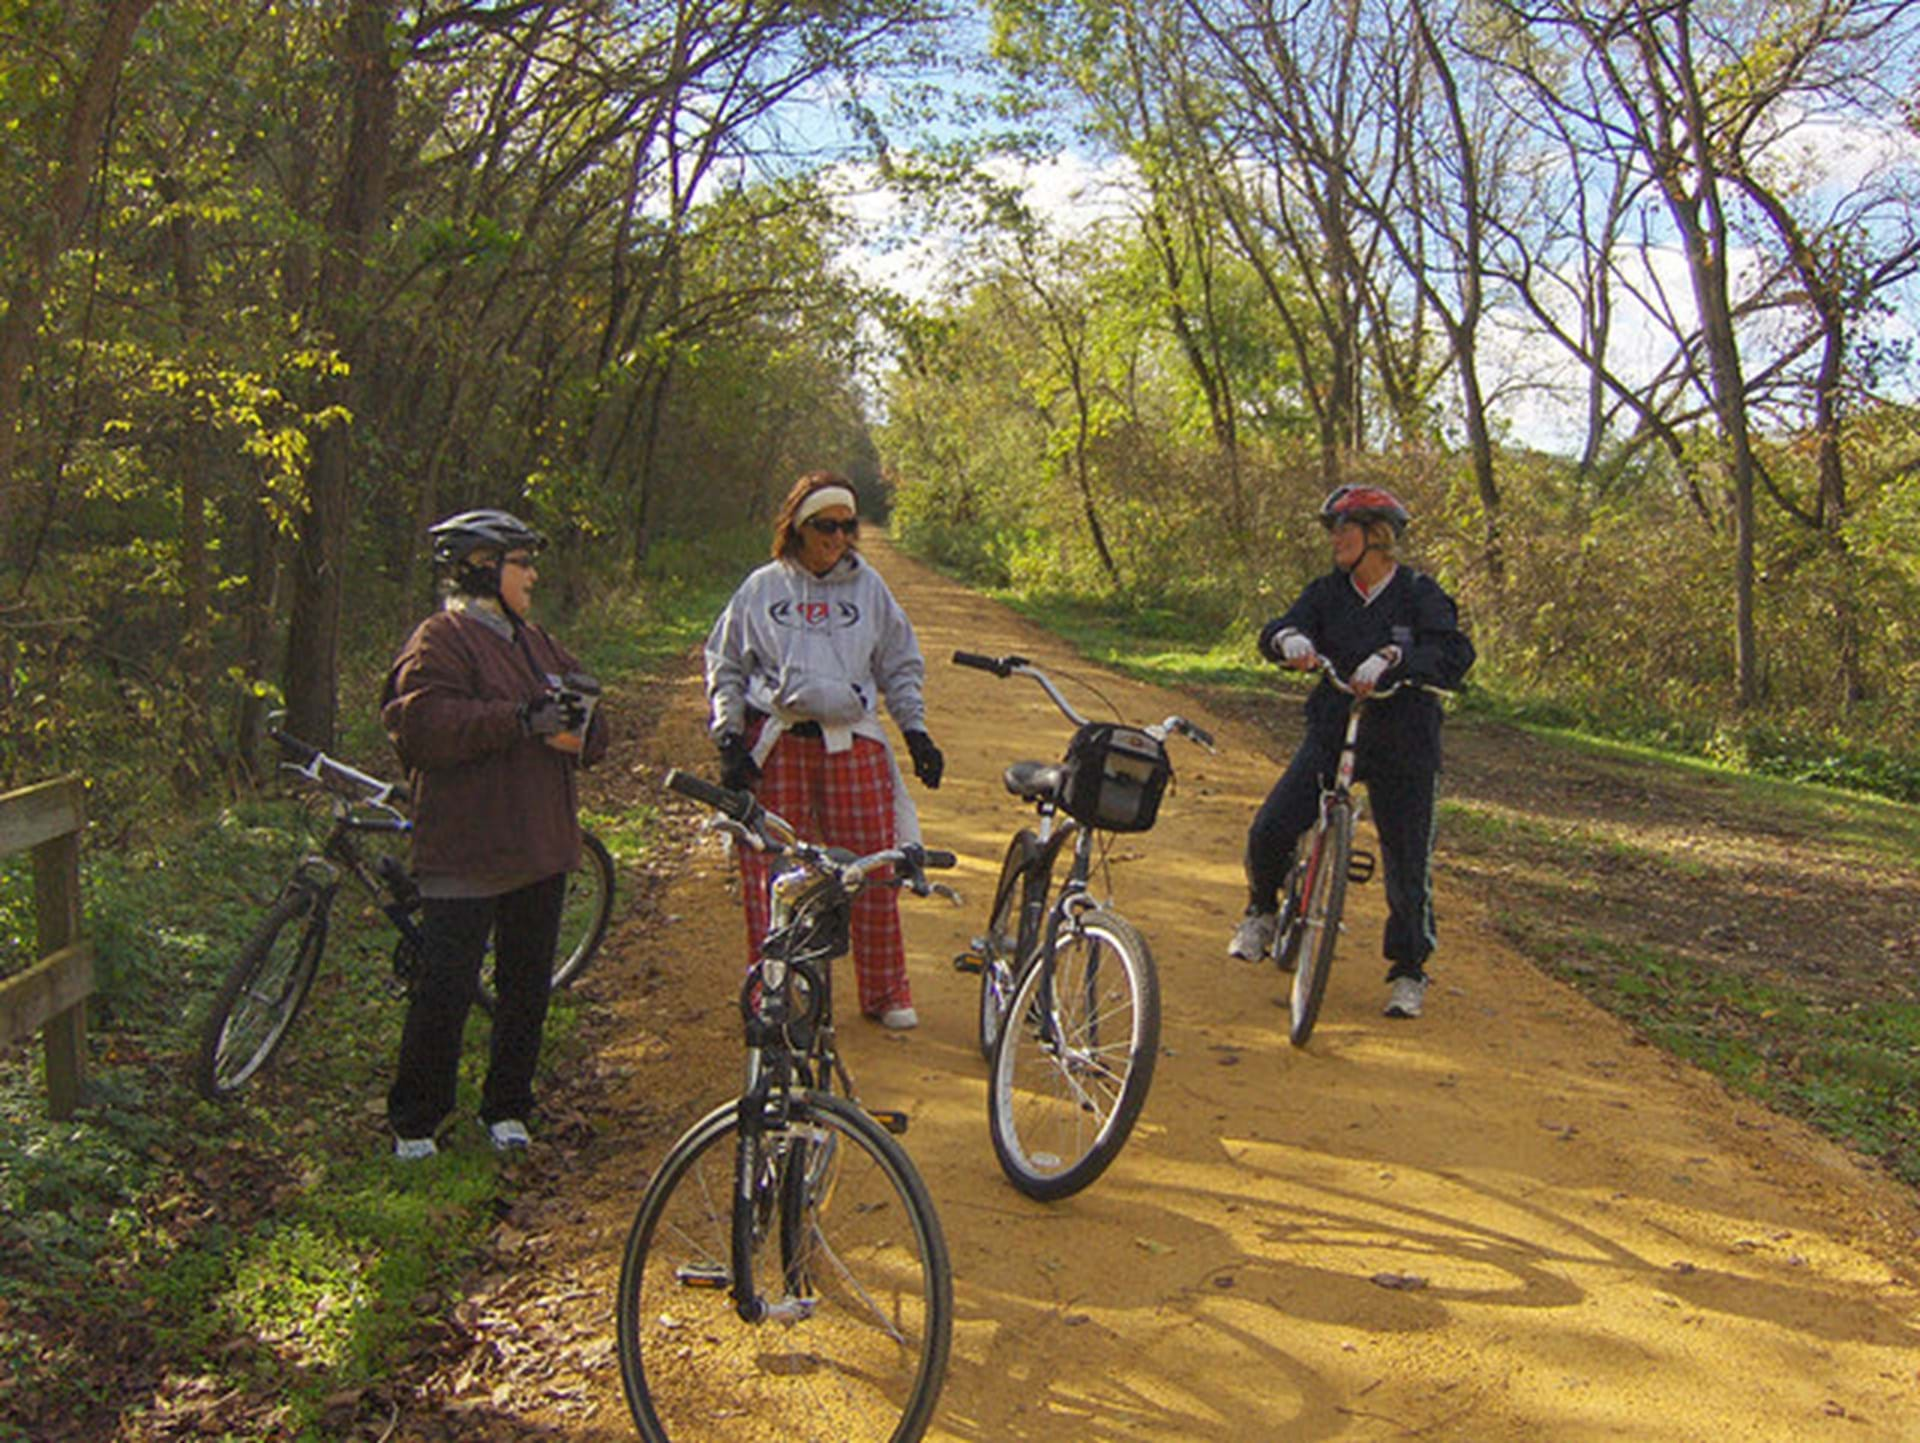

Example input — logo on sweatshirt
[769,599,861,629]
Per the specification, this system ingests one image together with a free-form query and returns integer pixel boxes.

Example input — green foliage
[1550,935,1920,1186]
[0,553,743,1437]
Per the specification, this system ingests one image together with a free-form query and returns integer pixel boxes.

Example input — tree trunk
[0,0,157,555]
[282,0,400,747]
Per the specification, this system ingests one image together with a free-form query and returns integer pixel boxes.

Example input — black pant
[1244,739,1438,982]
[387,872,566,1138]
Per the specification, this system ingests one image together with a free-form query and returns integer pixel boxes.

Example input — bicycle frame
[955,649,1213,1038]
[661,767,957,1325]
[277,739,427,981]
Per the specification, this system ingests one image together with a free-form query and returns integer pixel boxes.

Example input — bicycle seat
[1003,761,1065,803]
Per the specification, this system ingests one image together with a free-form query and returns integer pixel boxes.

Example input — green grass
[1488,915,1920,1186]
[0,531,757,1440]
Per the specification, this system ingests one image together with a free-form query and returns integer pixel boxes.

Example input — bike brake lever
[706,815,767,852]
[928,882,965,907]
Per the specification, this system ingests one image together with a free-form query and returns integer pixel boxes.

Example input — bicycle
[194,728,614,1101]
[1268,660,1433,1047]
[950,651,1214,1201]
[615,768,956,1443]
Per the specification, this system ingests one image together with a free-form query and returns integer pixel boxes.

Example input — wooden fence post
[1,776,91,1119]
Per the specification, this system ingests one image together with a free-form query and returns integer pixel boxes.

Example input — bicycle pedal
[952,952,984,975]
[866,1108,910,1136]
[674,1262,730,1290]
[1347,849,1377,884]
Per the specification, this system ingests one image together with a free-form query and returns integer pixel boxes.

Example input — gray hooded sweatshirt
[704,552,928,840]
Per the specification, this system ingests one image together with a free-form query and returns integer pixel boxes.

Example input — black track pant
[1244,739,1438,982]
[387,871,566,1138]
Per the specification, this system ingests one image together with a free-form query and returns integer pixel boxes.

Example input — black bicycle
[194,729,614,1100]
[1270,660,1434,1047]
[951,651,1213,1201]
[615,769,955,1443]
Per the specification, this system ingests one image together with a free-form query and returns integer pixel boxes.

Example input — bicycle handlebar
[664,766,757,821]
[663,768,958,897]
[1313,657,1452,701]
[952,650,1028,678]
[952,650,1214,751]
[269,728,410,811]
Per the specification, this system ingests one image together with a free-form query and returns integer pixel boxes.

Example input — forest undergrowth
[0,536,749,1442]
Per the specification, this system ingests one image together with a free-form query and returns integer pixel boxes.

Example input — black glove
[904,729,944,790]
[716,732,760,793]
[519,694,567,736]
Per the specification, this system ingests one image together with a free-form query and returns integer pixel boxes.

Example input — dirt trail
[499,534,1920,1443]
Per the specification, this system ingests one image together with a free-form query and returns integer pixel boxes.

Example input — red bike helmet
[1319,485,1411,537]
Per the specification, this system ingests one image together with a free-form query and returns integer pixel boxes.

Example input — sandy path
[529,533,1920,1443]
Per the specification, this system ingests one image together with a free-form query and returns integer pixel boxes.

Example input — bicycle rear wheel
[1288,802,1352,1048]
[616,1091,952,1443]
[477,830,615,1010]
[196,885,329,1100]
[988,907,1159,1201]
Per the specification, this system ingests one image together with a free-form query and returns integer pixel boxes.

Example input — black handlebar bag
[1061,723,1172,833]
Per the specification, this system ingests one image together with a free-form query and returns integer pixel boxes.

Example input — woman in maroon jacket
[380,509,609,1159]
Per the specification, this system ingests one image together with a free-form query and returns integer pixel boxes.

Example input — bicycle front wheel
[988,907,1159,1201]
[477,830,615,1010]
[1288,802,1353,1048]
[196,885,329,1100]
[616,1092,953,1443]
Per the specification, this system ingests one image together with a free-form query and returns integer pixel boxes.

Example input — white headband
[795,485,857,525]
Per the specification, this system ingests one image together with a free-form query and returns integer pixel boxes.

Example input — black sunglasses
[804,516,860,537]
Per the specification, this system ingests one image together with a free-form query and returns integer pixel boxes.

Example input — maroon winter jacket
[381,606,609,882]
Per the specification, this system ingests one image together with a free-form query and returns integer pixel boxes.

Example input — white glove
[1350,648,1399,695]
[1279,631,1316,665]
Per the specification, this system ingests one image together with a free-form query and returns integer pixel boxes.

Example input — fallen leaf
[1370,1272,1427,1291]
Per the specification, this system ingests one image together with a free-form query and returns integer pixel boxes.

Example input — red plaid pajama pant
[738,730,911,1016]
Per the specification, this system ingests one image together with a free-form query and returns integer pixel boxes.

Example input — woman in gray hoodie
[704,472,944,1029]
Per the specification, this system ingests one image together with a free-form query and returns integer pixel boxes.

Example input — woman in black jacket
[1230,486,1475,1020]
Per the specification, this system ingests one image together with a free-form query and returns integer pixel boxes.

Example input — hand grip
[270,729,319,764]
[920,848,957,869]
[951,651,1027,676]
[663,767,751,820]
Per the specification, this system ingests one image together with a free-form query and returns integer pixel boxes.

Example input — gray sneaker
[393,1136,438,1161]
[486,1118,531,1152]
[1228,909,1277,961]
[1383,976,1427,1019]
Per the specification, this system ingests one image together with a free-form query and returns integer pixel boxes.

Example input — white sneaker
[879,1006,919,1031]
[1383,976,1427,1019]
[393,1136,438,1161]
[486,1118,531,1152]
[1228,909,1276,961]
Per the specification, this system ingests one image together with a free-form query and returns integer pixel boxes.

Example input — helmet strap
[451,556,504,600]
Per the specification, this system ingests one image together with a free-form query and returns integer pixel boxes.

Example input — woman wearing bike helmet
[1230,485,1474,1019]
[380,508,609,1159]
[704,472,943,1030]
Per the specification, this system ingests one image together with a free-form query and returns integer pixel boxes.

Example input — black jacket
[1258,567,1474,774]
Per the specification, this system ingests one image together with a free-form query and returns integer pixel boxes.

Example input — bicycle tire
[976,830,1038,1060]
[1288,802,1352,1048]
[988,906,1159,1201]
[1272,869,1307,974]
[196,885,329,1100]
[616,1092,953,1443]
[476,830,615,1011]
